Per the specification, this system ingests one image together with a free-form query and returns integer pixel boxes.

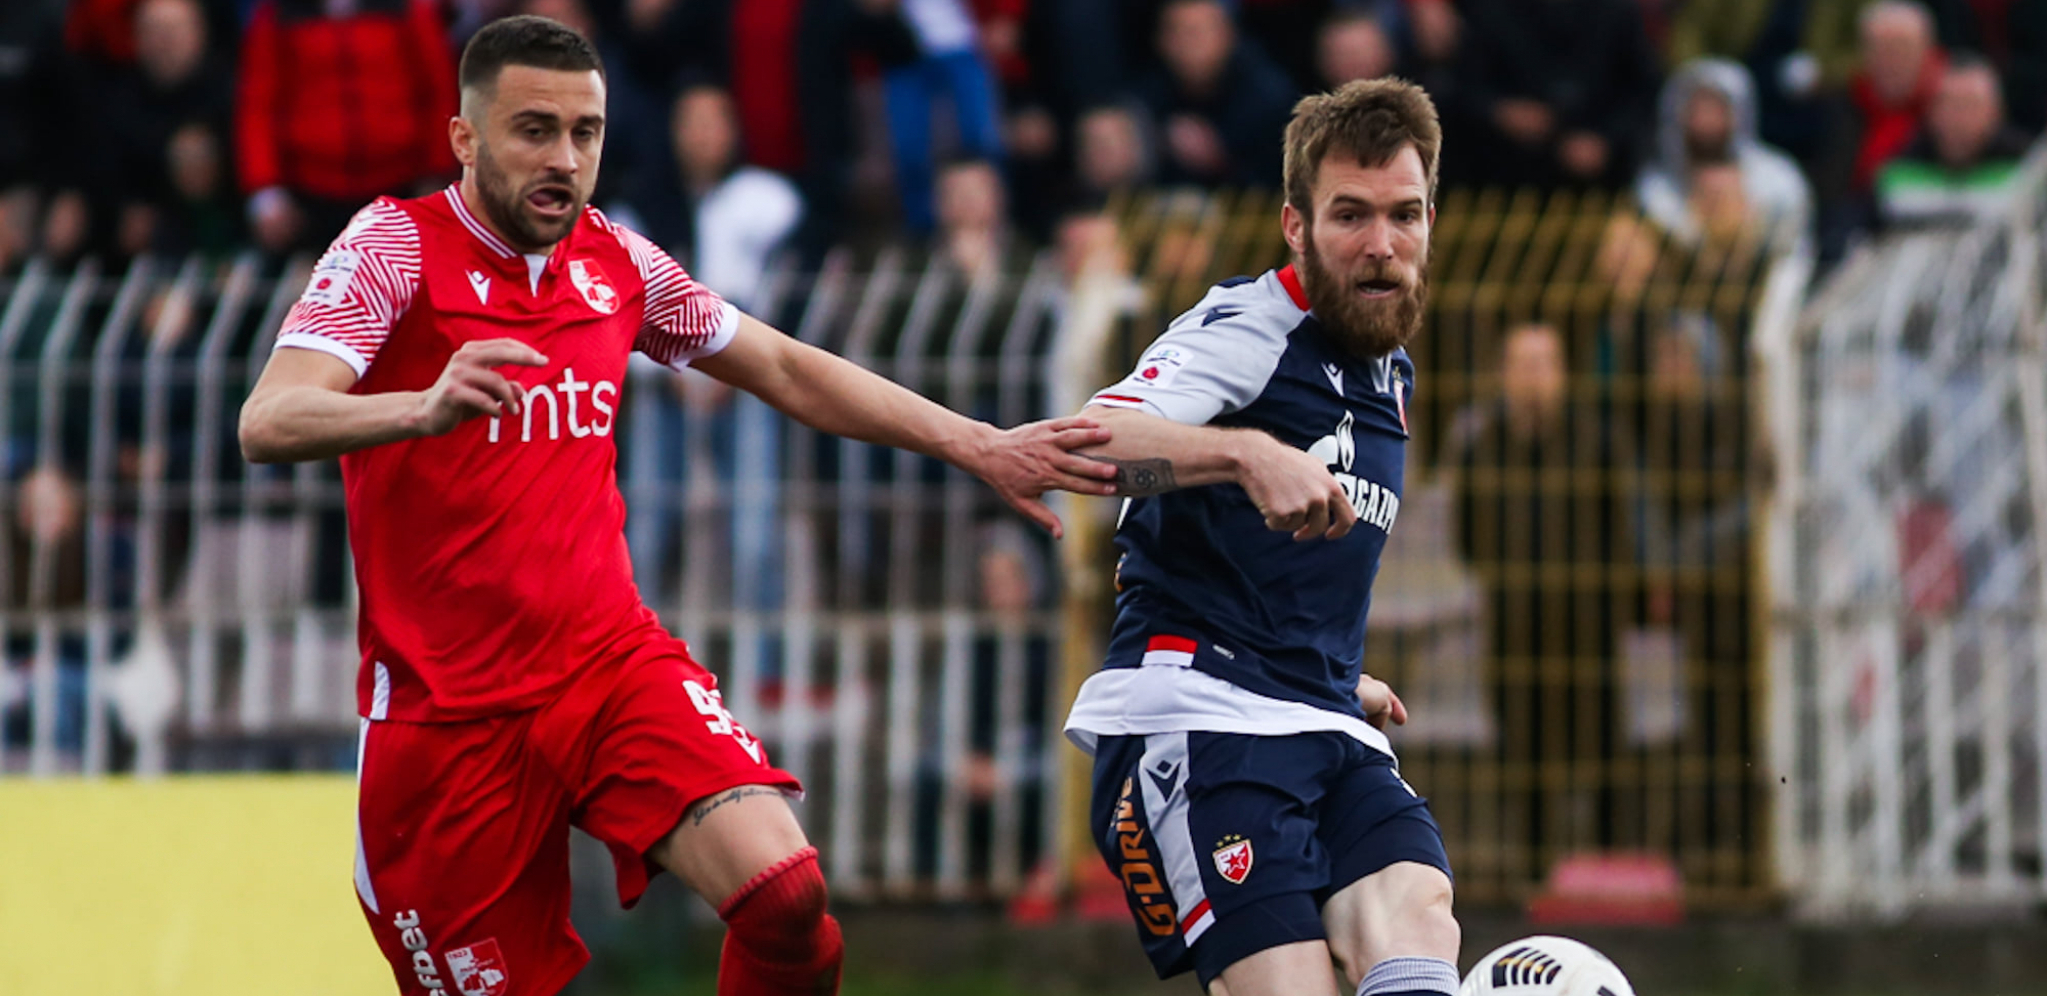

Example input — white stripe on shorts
[354,718,380,914]
[1137,733,1214,944]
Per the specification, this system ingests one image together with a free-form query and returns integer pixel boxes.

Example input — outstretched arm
[1075,404,1358,542]
[692,313,1118,537]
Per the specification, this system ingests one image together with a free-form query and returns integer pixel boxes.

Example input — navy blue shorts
[1089,730,1451,984]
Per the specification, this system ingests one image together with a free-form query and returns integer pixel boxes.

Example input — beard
[474,140,583,251]
[1297,231,1428,360]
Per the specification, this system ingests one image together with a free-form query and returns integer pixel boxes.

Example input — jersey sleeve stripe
[274,331,371,376]
[610,216,739,368]
[275,200,422,374]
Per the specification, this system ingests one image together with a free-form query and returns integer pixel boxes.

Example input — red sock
[715,846,843,996]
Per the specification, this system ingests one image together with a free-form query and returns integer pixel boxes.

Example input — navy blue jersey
[1065,265,1413,759]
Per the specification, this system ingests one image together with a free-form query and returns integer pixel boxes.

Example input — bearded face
[1297,218,1428,359]
[457,64,605,253]
[1285,148,1434,361]
[474,136,584,251]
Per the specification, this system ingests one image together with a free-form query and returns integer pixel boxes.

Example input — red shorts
[352,645,798,996]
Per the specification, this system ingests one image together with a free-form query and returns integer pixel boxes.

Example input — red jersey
[275,186,738,722]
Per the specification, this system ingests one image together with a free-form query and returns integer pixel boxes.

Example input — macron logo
[1322,362,1344,396]
[467,270,491,305]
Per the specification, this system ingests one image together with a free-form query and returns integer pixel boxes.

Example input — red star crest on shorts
[1212,834,1254,885]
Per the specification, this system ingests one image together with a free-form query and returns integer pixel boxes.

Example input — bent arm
[238,348,421,463]
[1074,403,1275,495]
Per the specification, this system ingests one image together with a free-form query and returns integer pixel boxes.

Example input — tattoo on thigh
[1094,457,1177,496]
[688,786,786,827]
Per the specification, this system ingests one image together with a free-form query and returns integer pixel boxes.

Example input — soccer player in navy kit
[1066,79,1460,996]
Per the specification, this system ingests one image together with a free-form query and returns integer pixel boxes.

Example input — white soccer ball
[1457,936,1636,996]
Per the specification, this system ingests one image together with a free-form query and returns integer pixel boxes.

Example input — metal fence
[0,186,1799,907]
[1055,187,1798,908]
[0,245,1073,904]
[1764,151,2047,918]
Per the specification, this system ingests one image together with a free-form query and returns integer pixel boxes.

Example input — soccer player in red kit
[236,15,1117,996]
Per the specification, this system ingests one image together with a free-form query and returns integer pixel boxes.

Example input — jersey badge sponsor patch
[1212,834,1253,885]
[569,259,620,315]
[1128,347,1186,390]
[302,249,361,307]
[467,269,491,305]
[446,938,508,996]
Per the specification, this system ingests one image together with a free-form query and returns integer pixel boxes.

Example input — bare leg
[1321,861,1459,991]
[651,785,841,996]
[649,784,811,901]
[1209,940,1343,996]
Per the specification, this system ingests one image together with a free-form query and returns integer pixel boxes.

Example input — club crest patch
[446,938,508,996]
[1212,834,1253,885]
[569,258,620,315]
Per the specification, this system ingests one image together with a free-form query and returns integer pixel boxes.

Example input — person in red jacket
[237,0,460,254]
[1845,0,1947,194]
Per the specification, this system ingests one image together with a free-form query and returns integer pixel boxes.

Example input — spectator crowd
[0,0,2039,278]
[0,0,2037,887]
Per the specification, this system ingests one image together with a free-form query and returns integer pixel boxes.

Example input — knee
[718,846,831,954]
[1402,872,1460,956]
[1331,866,1461,981]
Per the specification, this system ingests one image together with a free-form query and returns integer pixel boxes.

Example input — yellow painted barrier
[0,776,389,996]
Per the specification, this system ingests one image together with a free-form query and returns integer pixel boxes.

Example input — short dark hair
[459,15,603,94]
[1283,77,1441,214]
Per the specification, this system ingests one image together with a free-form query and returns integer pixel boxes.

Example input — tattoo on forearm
[1093,457,1178,496]
[687,786,787,827]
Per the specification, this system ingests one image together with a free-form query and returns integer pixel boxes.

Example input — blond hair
[1283,77,1441,216]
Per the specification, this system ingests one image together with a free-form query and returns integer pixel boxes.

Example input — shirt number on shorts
[684,679,763,762]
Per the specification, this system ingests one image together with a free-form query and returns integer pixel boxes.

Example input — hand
[1558,131,1610,179]
[1493,99,1554,145]
[252,191,301,253]
[966,417,1119,539]
[1356,673,1408,730]
[411,338,550,438]
[1238,433,1356,541]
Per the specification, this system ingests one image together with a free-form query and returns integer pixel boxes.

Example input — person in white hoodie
[1636,57,1812,252]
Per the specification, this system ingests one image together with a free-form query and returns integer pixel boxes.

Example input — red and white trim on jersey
[1276,263,1309,310]
[444,186,516,259]
[275,199,424,376]
[1064,652,1394,759]
[1137,732,1215,946]
[1142,635,1197,668]
[592,209,741,368]
[1091,394,1149,410]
